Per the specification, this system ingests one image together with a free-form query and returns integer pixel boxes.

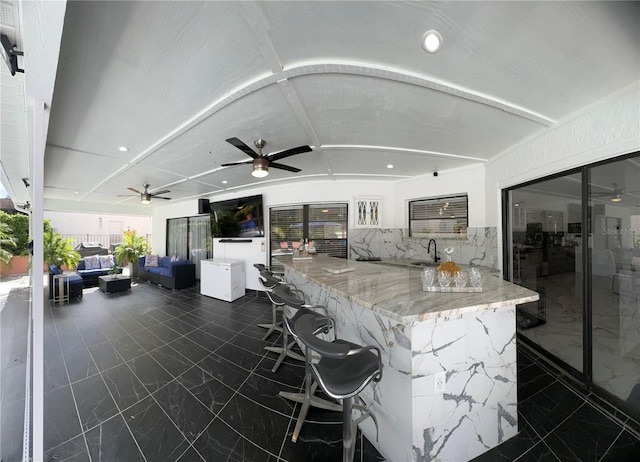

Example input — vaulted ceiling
[2,1,639,213]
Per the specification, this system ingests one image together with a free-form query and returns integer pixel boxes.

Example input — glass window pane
[509,173,583,372]
[590,154,640,407]
[269,203,348,261]
[167,218,188,260]
[409,195,468,237]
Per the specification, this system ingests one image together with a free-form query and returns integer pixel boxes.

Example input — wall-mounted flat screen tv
[210,194,264,238]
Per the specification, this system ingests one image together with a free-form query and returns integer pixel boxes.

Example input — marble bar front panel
[285,264,523,462]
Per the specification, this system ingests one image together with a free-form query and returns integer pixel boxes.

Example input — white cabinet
[200,259,246,302]
[212,238,266,291]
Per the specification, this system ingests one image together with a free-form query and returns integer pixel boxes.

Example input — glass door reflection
[590,156,640,409]
[509,172,584,372]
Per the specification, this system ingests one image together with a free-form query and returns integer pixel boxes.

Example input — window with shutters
[270,203,348,262]
[409,194,468,238]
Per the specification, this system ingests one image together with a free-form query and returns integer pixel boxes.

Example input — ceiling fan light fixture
[251,157,269,178]
[611,194,622,203]
[141,193,152,204]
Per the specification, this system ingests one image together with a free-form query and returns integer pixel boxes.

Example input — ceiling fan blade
[127,187,143,194]
[226,137,258,159]
[221,160,253,167]
[270,162,301,173]
[116,194,138,197]
[151,189,170,196]
[154,196,172,200]
[268,145,312,162]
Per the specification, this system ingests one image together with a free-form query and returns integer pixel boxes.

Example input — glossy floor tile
[2,277,640,461]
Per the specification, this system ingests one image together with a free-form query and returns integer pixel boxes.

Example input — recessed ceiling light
[422,30,443,54]
[222,180,228,184]
[118,146,129,152]
[387,164,394,169]
[514,203,519,207]
[74,191,79,194]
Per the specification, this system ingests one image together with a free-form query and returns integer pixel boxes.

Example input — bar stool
[272,284,342,442]
[256,270,284,340]
[295,313,382,462]
[263,283,307,371]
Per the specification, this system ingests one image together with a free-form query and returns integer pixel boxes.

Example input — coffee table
[98,275,131,294]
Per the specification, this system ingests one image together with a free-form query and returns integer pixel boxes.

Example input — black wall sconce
[1,33,24,75]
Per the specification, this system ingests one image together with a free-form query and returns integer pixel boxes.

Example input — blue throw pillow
[50,264,61,275]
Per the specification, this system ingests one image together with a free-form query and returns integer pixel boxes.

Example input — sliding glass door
[505,152,640,419]
[590,157,640,407]
[508,172,584,372]
[166,215,212,278]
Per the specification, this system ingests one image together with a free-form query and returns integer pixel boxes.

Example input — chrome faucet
[427,239,440,263]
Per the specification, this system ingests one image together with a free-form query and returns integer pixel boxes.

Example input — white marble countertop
[277,255,539,323]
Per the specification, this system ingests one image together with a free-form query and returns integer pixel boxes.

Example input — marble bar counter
[277,255,538,462]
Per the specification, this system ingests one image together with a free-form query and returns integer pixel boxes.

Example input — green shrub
[0,211,29,255]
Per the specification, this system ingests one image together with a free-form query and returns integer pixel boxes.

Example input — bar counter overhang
[276,255,539,462]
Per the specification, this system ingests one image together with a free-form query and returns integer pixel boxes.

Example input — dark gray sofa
[138,256,196,291]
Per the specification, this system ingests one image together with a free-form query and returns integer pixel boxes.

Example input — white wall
[45,211,152,237]
[151,180,395,255]
[393,163,486,228]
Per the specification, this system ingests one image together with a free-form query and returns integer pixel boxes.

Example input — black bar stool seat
[295,313,382,462]
[256,270,285,340]
[272,284,342,442]
[263,283,307,371]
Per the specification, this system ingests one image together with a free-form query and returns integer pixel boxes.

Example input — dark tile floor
[2,279,640,461]
[472,345,640,462]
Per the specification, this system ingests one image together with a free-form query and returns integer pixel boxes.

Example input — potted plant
[43,220,81,269]
[108,264,120,278]
[113,230,149,278]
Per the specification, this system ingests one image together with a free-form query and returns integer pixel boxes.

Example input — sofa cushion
[84,256,101,270]
[77,259,86,270]
[77,268,110,276]
[158,256,171,267]
[49,264,62,275]
[144,266,171,277]
[99,255,115,269]
[67,274,84,285]
[145,254,159,267]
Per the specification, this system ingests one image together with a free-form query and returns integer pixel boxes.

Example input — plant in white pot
[113,230,149,278]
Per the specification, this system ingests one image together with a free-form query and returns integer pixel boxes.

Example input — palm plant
[0,221,17,265]
[43,220,81,268]
[114,230,149,268]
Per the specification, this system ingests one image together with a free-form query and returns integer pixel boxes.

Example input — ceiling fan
[221,137,312,178]
[592,182,640,203]
[118,184,171,204]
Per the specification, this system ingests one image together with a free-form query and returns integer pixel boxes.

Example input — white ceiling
[2,1,639,212]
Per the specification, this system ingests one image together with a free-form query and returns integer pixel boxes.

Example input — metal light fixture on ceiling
[251,157,269,178]
[610,194,622,203]
[140,193,152,204]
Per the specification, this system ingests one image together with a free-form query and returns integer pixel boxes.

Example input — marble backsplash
[349,227,499,270]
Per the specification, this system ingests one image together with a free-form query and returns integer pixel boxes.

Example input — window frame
[408,194,468,238]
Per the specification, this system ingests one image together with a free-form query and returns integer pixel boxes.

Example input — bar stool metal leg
[264,322,305,372]
[285,342,342,442]
[257,303,283,340]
